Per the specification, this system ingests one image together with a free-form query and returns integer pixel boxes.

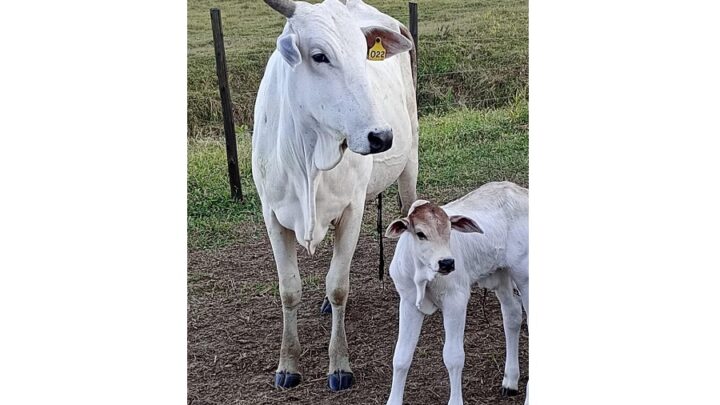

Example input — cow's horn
[264,0,296,18]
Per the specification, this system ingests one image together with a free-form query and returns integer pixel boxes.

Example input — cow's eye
[416,232,427,240]
[312,53,330,64]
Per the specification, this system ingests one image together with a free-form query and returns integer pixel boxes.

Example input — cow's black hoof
[500,387,519,397]
[320,297,332,314]
[327,370,354,391]
[274,371,301,389]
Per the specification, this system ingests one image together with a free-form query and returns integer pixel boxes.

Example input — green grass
[188,97,528,251]
[187,0,528,251]
[187,134,262,249]
[416,92,529,199]
[188,0,528,138]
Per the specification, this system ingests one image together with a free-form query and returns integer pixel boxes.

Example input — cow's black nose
[438,258,455,274]
[368,129,393,154]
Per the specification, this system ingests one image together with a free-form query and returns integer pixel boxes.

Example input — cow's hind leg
[320,296,332,314]
[496,270,523,396]
[397,146,418,216]
[265,211,302,389]
[325,201,363,391]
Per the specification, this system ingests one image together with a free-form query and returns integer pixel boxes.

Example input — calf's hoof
[320,297,332,314]
[327,370,354,391]
[500,387,519,397]
[274,370,301,389]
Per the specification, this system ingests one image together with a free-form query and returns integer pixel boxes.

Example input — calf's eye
[416,232,427,240]
[312,53,330,64]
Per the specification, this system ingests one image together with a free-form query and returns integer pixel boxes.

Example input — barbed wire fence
[222,61,528,122]
[208,2,527,201]
[204,24,528,130]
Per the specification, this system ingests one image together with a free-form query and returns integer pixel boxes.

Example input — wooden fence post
[408,2,418,60]
[210,8,243,202]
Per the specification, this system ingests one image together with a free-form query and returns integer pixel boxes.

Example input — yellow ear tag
[367,37,386,61]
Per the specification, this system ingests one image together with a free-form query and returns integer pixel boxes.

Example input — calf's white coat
[386,182,529,405]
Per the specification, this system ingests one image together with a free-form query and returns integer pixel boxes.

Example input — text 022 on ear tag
[368,37,386,61]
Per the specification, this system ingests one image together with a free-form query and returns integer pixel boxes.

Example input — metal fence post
[377,193,384,280]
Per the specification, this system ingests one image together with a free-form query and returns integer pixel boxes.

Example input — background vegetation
[187,0,529,251]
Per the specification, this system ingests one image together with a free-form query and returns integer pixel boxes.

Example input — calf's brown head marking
[385,200,483,275]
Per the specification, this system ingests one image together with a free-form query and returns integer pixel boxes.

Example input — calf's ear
[277,33,301,68]
[385,218,409,238]
[361,25,413,59]
[450,215,484,234]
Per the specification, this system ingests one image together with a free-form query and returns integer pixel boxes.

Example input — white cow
[384,182,529,405]
[252,0,419,391]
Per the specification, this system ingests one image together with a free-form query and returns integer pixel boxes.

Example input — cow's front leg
[265,210,302,389]
[325,201,363,391]
[443,295,468,405]
[496,272,523,396]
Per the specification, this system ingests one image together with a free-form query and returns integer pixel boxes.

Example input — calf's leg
[265,210,302,388]
[443,295,468,405]
[387,298,424,405]
[511,257,529,323]
[496,272,523,396]
[510,257,530,404]
[325,201,363,391]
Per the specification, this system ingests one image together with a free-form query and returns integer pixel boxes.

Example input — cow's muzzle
[367,129,393,154]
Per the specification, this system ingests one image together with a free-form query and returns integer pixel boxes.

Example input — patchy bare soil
[188,202,528,405]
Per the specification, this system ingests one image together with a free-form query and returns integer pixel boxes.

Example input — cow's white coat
[252,0,418,383]
[386,182,529,405]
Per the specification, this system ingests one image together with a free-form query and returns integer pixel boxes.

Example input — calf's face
[385,200,484,277]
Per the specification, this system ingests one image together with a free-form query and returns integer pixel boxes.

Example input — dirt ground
[188,203,528,405]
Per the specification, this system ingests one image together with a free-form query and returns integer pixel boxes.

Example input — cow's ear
[361,26,413,59]
[450,215,484,234]
[277,33,301,68]
[385,218,409,238]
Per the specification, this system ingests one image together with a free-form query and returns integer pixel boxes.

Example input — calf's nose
[438,258,455,274]
[368,128,393,154]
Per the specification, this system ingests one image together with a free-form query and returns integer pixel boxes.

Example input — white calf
[384,181,529,405]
